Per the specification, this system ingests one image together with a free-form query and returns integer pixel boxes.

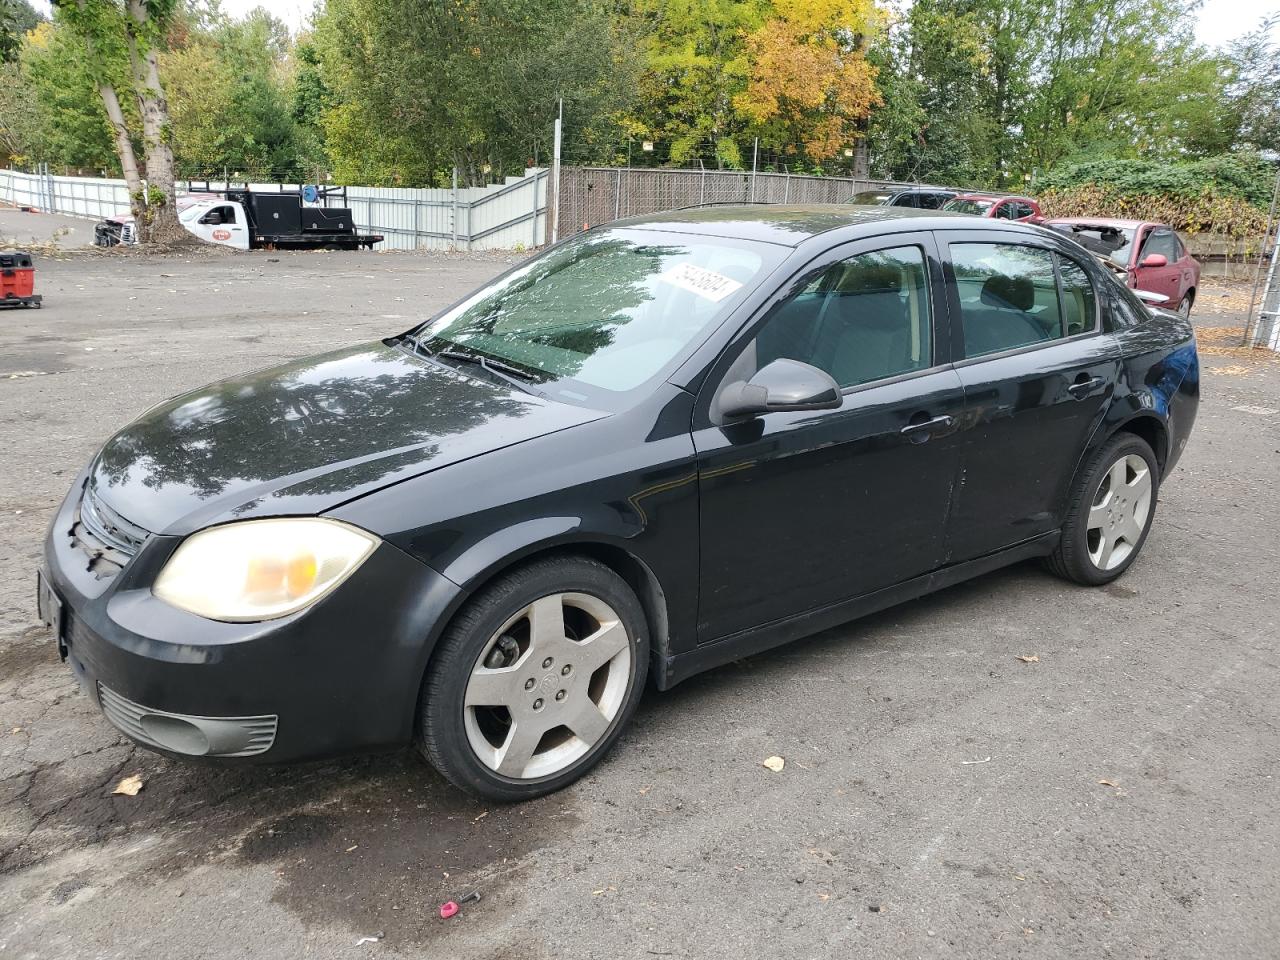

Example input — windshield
[413,229,776,404]
[849,191,892,205]
[943,198,995,215]
[179,204,209,223]
[1055,224,1138,268]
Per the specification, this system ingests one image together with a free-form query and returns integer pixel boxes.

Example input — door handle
[1068,376,1104,398]
[900,415,954,439]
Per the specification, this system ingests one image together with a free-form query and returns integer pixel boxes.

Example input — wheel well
[1115,416,1168,472]
[436,543,671,682]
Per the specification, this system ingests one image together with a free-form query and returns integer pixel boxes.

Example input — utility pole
[751,137,759,202]
[550,98,563,245]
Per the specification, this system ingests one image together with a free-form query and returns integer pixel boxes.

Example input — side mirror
[1140,253,1168,268]
[200,211,223,225]
[717,359,842,420]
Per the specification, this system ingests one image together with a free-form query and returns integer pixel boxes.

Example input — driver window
[754,246,933,389]
[1141,229,1179,262]
[951,243,1062,358]
[199,205,235,226]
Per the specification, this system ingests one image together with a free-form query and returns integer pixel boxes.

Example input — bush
[1037,184,1269,240]
[1038,153,1276,207]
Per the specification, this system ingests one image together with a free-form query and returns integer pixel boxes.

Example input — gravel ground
[1,240,1278,959]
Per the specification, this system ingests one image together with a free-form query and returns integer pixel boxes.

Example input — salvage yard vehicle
[847,187,958,209]
[943,193,1045,223]
[39,206,1199,800]
[95,186,383,251]
[1045,217,1200,317]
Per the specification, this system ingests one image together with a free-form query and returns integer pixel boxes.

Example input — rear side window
[951,243,1085,357]
[1015,202,1036,219]
[755,246,932,388]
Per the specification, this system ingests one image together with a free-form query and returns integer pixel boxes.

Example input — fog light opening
[139,713,211,756]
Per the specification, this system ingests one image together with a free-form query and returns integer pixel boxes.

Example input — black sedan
[39,206,1199,800]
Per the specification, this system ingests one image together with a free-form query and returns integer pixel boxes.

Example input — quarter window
[952,243,1081,357]
[1058,256,1098,335]
[755,246,932,389]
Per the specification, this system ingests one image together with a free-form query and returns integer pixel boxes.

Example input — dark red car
[1045,218,1201,317]
[943,193,1044,223]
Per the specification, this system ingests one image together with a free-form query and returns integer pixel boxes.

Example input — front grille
[79,485,149,560]
[98,683,278,758]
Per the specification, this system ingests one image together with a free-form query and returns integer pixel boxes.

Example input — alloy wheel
[463,592,632,779]
[1086,453,1152,571]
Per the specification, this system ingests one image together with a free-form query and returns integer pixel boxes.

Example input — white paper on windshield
[658,263,744,302]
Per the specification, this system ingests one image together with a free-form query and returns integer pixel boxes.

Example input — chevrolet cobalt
[40,206,1199,800]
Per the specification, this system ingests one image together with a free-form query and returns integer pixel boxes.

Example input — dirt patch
[1195,326,1280,366]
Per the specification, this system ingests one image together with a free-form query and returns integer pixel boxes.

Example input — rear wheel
[1046,433,1159,585]
[1178,289,1195,318]
[418,556,648,801]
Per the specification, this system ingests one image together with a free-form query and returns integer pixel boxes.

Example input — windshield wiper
[429,346,541,395]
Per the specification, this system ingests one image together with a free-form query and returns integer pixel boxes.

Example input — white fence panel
[2,166,551,251]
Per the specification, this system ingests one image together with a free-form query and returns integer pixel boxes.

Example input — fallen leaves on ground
[762,755,785,772]
[1015,654,1040,663]
[1098,779,1120,788]
[112,774,144,796]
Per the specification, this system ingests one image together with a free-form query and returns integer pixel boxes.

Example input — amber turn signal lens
[286,553,318,598]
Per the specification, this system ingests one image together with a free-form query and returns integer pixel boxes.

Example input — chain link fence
[552,166,938,239]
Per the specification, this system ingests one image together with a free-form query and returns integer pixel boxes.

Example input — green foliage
[18,19,128,171]
[1038,185,1270,240]
[313,0,635,186]
[1037,153,1277,207]
[163,8,315,178]
[1,0,41,62]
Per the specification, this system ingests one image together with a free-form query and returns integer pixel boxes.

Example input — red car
[943,193,1044,223]
[1045,218,1201,317]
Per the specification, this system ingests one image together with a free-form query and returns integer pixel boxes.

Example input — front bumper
[42,475,462,762]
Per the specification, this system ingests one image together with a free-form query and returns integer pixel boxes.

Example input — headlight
[153,518,378,622]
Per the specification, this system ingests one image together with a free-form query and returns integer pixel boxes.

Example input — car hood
[88,341,605,536]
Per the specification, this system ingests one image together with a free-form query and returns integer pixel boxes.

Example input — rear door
[692,233,965,642]
[939,231,1120,561]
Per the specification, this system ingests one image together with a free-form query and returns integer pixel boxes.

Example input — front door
[1131,226,1182,305]
[692,236,966,643]
[940,233,1120,560]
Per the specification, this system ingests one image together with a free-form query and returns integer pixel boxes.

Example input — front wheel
[1178,290,1195,318]
[417,556,648,801]
[1046,433,1159,585]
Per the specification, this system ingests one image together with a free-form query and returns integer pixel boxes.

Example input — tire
[1178,289,1194,318]
[1046,433,1160,586]
[417,555,649,801]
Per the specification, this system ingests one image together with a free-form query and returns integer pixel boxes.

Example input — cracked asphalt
[1,230,1279,959]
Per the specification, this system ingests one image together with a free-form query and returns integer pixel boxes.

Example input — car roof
[1047,217,1152,230]
[612,204,976,247]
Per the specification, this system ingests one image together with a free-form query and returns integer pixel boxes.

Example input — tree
[50,0,181,243]
[163,9,310,179]
[312,0,634,186]
[734,0,883,166]
[1,0,41,61]
[623,0,766,168]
